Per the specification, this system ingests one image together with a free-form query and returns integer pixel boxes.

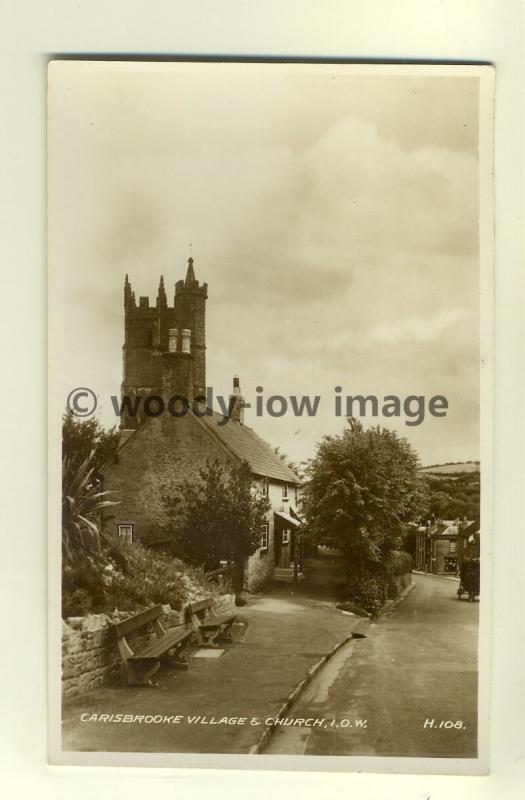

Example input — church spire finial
[185,246,196,285]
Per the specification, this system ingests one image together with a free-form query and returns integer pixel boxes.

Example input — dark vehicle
[457,558,480,601]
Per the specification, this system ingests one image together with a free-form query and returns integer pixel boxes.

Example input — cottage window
[261,477,269,496]
[294,485,298,505]
[282,483,288,500]
[448,539,457,553]
[260,524,269,551]
[282,529,290,545]
[118,523,133,544]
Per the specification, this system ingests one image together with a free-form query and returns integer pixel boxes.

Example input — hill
[419,467,480,522]
[420,462,480,475]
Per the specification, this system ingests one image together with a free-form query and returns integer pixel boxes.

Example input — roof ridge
[196,405,300,483]
[194,400,257,432]
[102,404,300,484]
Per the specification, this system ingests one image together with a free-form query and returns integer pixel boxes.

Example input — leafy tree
[62,411,120,477]
[422,472,480,522]
[428,490,453,519]
[303,419,428,577]
[164,460,271,588]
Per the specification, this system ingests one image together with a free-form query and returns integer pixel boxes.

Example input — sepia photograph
[47,60,493,772]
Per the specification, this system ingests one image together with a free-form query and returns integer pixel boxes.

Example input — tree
[303,418,428,577]
[163,460,271,588]
[422,472,480,522]
[62,411,120,478]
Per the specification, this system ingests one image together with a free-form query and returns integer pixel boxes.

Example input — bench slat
[131,624,192,660]
[187,597,214,614]
[113,604,164,638]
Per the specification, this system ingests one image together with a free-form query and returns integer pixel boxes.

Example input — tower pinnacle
[157,274,167,307]
[124,274,135,307]
[185,256,196,285]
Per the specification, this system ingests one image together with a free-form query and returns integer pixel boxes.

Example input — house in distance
[102,257,302,590]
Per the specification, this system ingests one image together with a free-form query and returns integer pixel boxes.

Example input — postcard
[48,60,494,773]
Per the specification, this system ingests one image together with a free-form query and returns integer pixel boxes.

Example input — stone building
[415,518,479,575]
[102,258,301,591]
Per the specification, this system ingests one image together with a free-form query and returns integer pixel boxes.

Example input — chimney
[181,329,191,354]
[168,328,178,353]
[229,375,244,424]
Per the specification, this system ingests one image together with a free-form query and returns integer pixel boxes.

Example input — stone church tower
[121,257,208,427]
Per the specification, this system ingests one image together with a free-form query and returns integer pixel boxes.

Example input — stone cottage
[102,258,301,590]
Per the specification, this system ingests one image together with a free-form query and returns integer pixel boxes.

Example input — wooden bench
[114,605,193,686]
[186,598,242,647]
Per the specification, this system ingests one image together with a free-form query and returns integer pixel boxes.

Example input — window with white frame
[282,529,290,545]
[260,524,269,551]
[261,477,269,496]
[448,539,457,553]
[118,523,133,544]
[282,483,288,500]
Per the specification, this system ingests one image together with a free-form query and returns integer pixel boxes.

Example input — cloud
[369,308,474,345]
[49,64,481,465]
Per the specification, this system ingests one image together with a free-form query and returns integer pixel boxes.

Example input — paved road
[265,573,479,758]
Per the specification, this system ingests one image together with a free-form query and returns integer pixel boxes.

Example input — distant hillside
[419,466,480,522]
[420,462,480,475]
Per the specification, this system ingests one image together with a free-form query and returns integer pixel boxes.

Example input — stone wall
[244,514,276,592]
[62,594,235,703]
[391,571,413,597]
[102,411,235,544]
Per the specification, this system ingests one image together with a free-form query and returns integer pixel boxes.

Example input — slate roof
[112,406,300,485]
[458,521,480,537]
[197,408,300,484]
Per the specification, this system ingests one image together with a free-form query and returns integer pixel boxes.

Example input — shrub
[62,536,217,618]
[62,451,118,565]
[346,574,388,617]
[341,550,412,617]
[388,550,413,576]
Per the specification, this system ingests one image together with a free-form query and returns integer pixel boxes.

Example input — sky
[48,62,481,468]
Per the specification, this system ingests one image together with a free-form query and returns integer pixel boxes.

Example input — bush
[346,574,388,617]
[62,536,217,618]
[341,551,412,618]
[388,550,413,576]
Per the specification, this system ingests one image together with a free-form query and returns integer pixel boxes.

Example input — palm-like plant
[62,451,119,564]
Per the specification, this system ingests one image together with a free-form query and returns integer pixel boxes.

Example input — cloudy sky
[48,62,480,467]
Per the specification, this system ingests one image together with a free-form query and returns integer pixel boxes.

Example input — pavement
[265,572,479,758]
[62,575,361,754]
[62,565,479,758]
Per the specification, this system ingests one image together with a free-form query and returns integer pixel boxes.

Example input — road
[265,573,479,758]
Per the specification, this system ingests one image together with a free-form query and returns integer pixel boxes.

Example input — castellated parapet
[121,257,208,427]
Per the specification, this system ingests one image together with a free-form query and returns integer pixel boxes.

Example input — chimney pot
[168,328,178,353]
[181,329,191,354]
[229,375,244,423]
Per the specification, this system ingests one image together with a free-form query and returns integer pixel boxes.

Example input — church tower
[121,257,208,428]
